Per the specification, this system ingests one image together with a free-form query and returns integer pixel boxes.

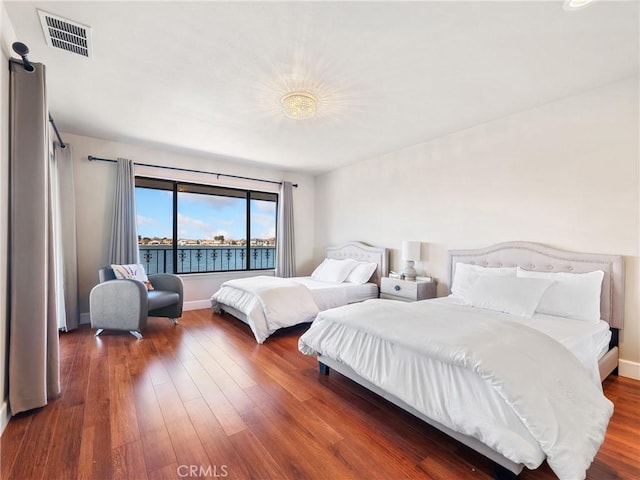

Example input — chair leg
[170,318,179,325]
[95,328,104,337]
[129,330,143,339]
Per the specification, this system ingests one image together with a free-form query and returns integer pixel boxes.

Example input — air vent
[38,10,93,59]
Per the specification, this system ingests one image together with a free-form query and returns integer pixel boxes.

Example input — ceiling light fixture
[563,0,596,11]
[281,91,317,120]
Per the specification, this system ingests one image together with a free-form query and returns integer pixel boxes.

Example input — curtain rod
[87,155,298,188]
[49,114,66,148]
[10,42,67,149]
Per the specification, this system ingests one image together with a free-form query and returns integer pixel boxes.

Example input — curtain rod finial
[12,41,34,72]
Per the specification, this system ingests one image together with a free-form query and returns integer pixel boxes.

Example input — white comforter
[211,276,320,343]
[298,299,613,480]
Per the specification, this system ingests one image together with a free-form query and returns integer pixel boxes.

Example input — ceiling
[4,1,639,174]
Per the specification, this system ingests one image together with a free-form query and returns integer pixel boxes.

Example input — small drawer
[380,277,419,300]
[380,277,437,302]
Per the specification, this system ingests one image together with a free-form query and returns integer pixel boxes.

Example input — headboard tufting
[447,241,624,329]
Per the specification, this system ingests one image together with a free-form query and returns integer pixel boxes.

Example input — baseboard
[618,359,640,380]
[0,399,9,436]
[183,299,212,311]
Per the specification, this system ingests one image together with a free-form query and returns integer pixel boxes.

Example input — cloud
[137,214,173,238]
[253,200,276,214]
[178,213,232,240]
[251,212,277,238]
[179,191,241,210]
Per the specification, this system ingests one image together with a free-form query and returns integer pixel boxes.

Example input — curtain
[275,181,296,277]
[50,143,79,331]
[109,158,139,264]
[9,61,61,414]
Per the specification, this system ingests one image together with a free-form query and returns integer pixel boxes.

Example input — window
[135,177,277,274]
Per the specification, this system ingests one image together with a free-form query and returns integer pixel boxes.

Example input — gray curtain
[51,143,79,331]
[275,181,296,277]
[9,61,61,414]
[109,158,140,264]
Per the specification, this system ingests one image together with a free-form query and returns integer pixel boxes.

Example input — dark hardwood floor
[2,309,639,479]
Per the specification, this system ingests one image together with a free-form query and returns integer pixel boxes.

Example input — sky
[135,188,276,241]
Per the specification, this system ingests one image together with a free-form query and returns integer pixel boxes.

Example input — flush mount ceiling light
[563,0,597,11]
[281,91,318,120]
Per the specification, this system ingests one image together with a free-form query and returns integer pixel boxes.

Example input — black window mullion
[172,182,178,274]
[245,191,251,271]
[275,194,279,258]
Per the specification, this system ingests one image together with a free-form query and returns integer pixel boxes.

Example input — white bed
[299,241,624,479]
[210,241,388,343]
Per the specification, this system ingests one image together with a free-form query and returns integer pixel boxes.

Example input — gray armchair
[89,267,184,339]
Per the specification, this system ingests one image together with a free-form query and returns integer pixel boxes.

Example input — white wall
[65,133,315,319]
[314,78,640,376]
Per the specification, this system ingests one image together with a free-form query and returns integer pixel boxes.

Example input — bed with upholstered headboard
[326,241,389,287]
[448,241,624,379]
[211,241,388,343]
[300,241,624,478]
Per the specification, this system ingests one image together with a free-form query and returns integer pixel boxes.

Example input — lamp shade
[402,241,421,261]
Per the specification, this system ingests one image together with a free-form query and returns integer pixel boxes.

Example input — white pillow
[346,262,378,284]
[312,258,358,283]
[516,267,604,322]
[311,259,328,278]
[463,276,555,317]
[451,263,517,300]
[111,263,154,290]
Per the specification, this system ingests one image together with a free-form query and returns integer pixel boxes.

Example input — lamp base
[402,260,417,281]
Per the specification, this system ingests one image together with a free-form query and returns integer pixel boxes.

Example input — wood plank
[109,363,140,448]
[154,381,213,468]
[226,428,289,480]
[131,369,167,433]
[44,404,84,479]
[245,384,343,447]
[160,354,202,404]
[112,440,148,480]
[238,405,327,479]
[243,385,350,478]
[183,397,250,476]
[180,332,254,412]
[139,426,177,473]
[60,331,92,407]
[83,338,111,428]
[3,401,61,480]
[147,463,180,480]
[180,357,247,436]
[187,331,257,389]
[77,422,114,480]
[0,411,31,480]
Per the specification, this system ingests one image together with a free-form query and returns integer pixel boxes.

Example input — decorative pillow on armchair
[111,263,154,291]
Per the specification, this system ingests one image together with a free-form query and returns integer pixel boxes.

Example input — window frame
[135,176,279,275]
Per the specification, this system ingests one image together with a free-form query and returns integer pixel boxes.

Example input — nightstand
[380,277,437,302]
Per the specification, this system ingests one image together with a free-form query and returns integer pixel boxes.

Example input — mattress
[431,296,611,381]
[291,277,379,308]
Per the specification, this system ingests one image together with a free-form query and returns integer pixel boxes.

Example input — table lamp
[401,241,421,281]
